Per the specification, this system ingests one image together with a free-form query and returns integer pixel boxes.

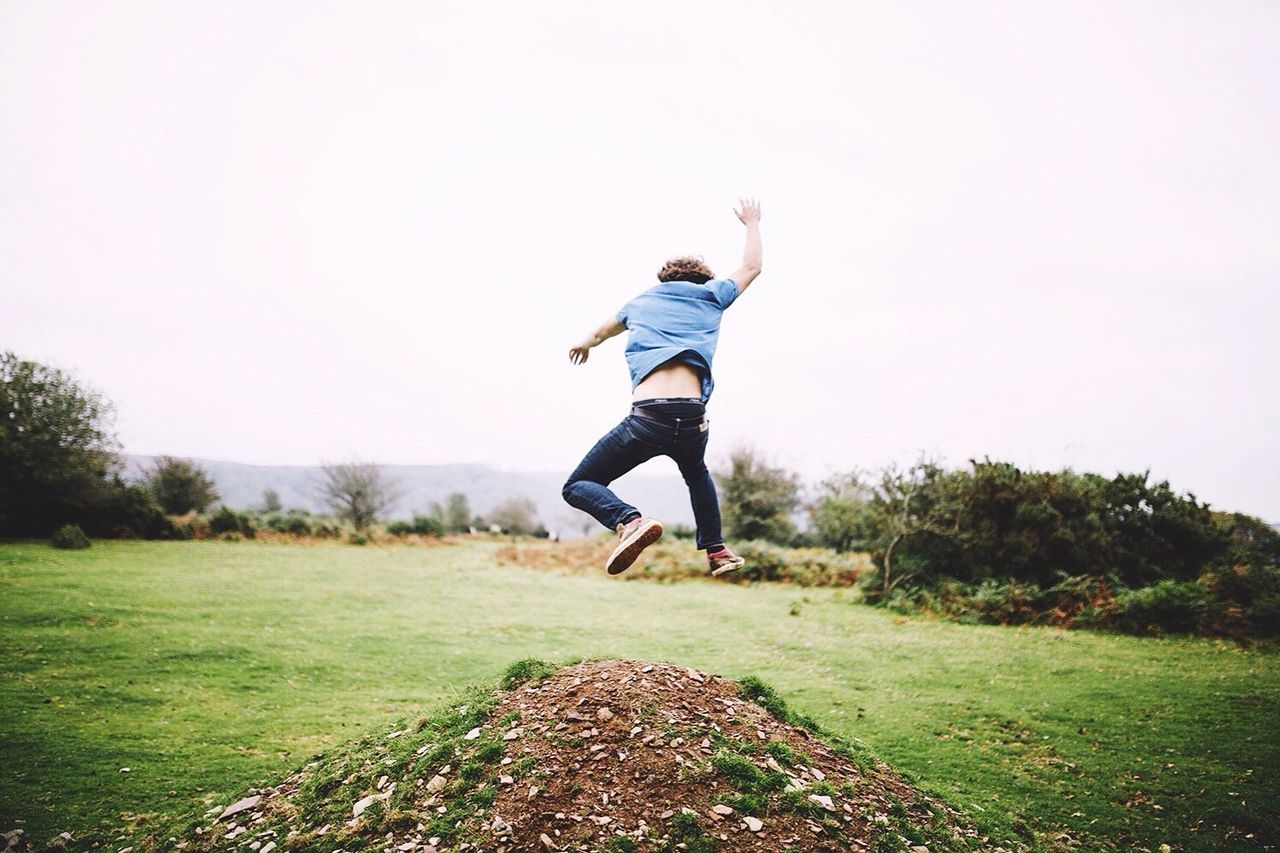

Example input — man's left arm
[569,317,626,365]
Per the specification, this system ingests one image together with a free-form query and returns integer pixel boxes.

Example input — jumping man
[562,198,763,576]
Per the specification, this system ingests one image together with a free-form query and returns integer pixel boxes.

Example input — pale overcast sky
[2,1,1277,519]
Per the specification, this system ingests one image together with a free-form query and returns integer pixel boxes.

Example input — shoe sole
[709,557,745,577]
[606,519,664,575]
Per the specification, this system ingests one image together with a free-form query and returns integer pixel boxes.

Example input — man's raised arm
[730,197,763,296]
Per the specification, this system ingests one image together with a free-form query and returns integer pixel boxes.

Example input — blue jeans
[562,400,724,551]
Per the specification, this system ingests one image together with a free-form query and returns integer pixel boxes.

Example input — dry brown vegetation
[496,538,870,586]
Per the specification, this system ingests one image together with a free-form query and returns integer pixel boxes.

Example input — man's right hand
[735,197,762,226]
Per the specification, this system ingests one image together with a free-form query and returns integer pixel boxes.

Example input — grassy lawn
[1,539,1276,850]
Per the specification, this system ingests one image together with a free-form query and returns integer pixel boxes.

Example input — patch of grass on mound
[499,656,560,689]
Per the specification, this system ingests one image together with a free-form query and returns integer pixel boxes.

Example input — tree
[315,461,401,530]
[443,492,471,533]
[488,496,539,535]
[145,456,219,514]
[808,470,878,553]
[261,489,282,513]
[714,446,802,545]
[0,353,171,538]
[1,352,118,535]
[867,459,958,596]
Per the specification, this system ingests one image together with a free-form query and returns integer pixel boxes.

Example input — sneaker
[707,546,746,577]
[606,516,664,575]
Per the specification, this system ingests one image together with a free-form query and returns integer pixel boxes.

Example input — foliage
[900,460,1227,589]
[1,352,116,536]
[285,512,315,536]
[261,510,318,536]
[731,540,864,586]
[411,514,446,536]
[1114,580,1212,635]
[487,496,540,535]
[144,456,219,515]
[821,459,1237,595]
[90,479,177,539]
[208,506,242,535]
[714,446,802,545]
[0,353,177,540]
[50,523,91,550]
[809,470,878,553]
[260,489,282,513]
[443,492,472,533]
[385,517,438,537]
[315,460,401,530]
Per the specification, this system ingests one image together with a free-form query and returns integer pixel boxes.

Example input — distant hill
[123,455,695,538]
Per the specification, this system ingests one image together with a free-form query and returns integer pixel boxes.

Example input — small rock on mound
[175,659,994,852]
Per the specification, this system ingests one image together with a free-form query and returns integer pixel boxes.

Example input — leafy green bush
[827,459,1236,593]
[209,506,241,535]
[207,506,256,539]
[84,479,177,540]
[734,541,863,586]
[387,515,445,537]
[144,456,218,514]
[50,523,90,550]
[1247,594,1280,637]
[1114,580,1212,635]
[286,516,314,536]
[967,579,1044,625]
[312,518,340,538]
[348,532,368,546]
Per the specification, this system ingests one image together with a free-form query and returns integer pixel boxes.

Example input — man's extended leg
[673,440,723,552]
[674,434,745,576]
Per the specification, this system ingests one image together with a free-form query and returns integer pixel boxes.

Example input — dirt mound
[172,659,997,852]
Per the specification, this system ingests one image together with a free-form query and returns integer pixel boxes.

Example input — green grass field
[1,539,1276,851]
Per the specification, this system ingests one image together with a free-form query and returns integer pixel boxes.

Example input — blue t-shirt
[615,278,739,403]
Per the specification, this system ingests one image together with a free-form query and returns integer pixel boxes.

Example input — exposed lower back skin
[632,359,702,400]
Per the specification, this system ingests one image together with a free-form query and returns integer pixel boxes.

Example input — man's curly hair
[657,256,715,284]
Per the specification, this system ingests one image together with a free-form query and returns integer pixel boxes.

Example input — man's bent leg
[562,420,658,531]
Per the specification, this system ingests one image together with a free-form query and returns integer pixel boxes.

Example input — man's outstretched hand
[735,197,762,226]
[569,319,626,366]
